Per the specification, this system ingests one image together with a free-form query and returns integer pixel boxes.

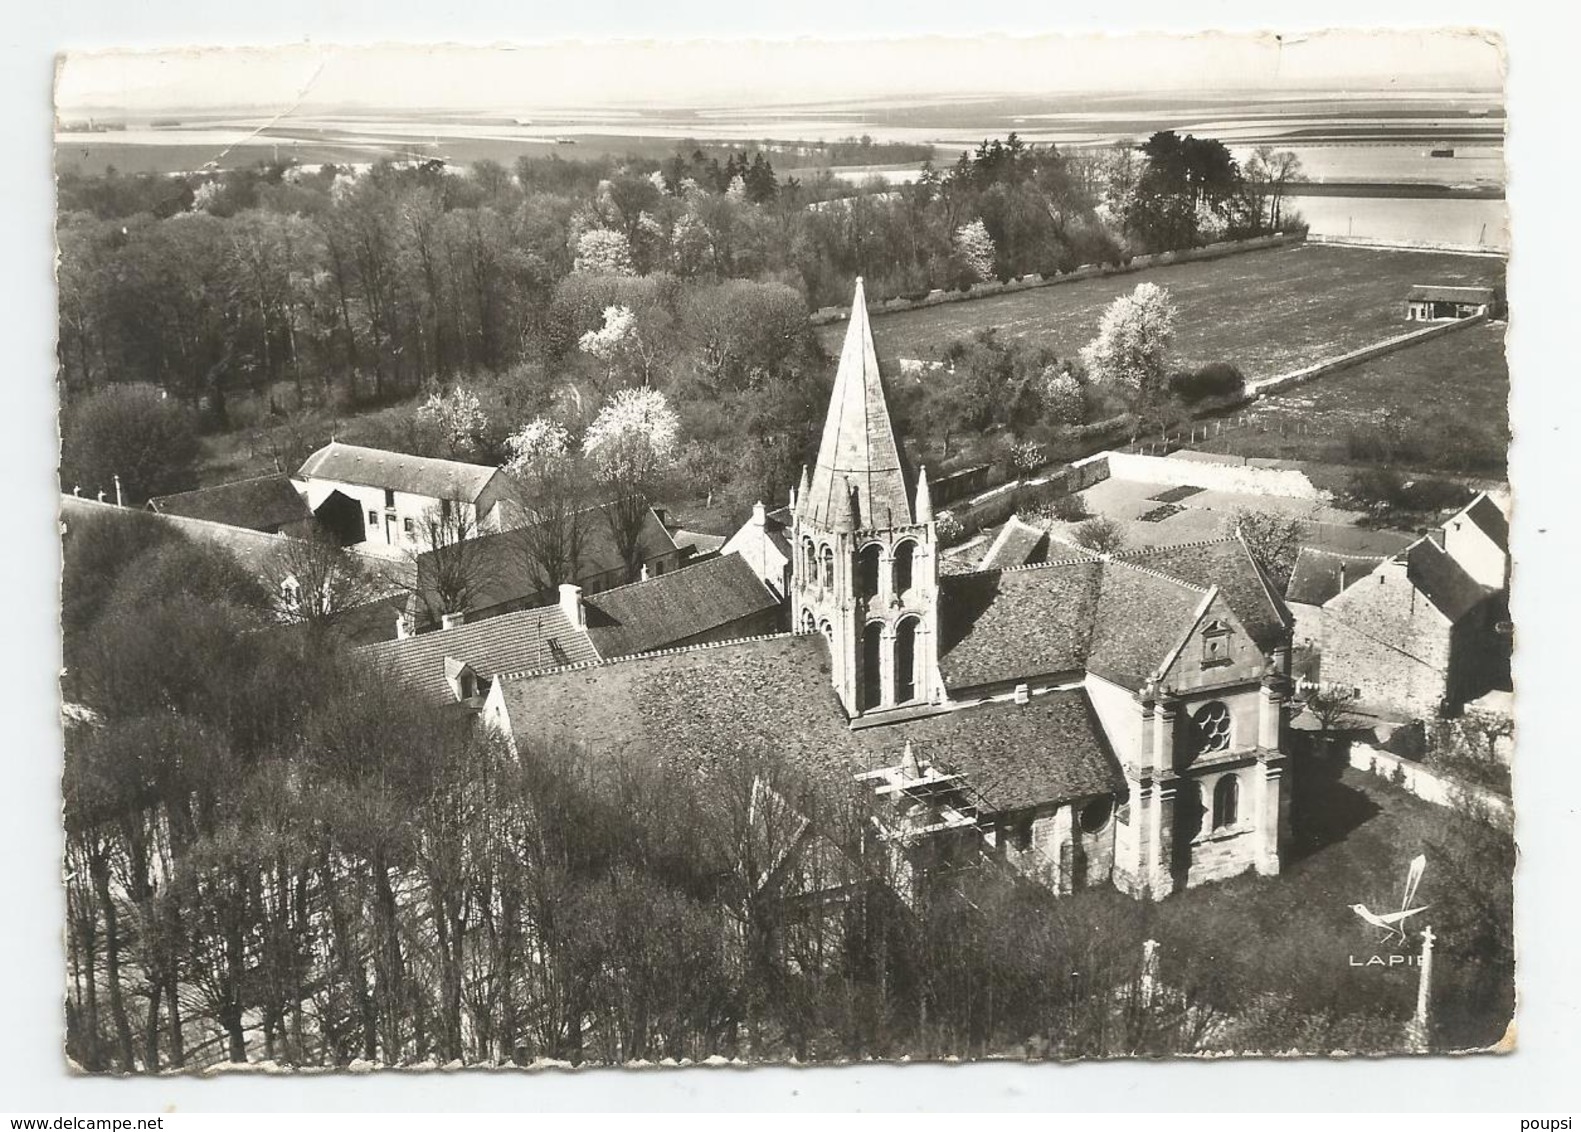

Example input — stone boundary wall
[1348,740,1512,820]
[1246,313,1490,400]
[1104,450,1329,501]
[809,232,1301,326]
[1306,233,1509,259]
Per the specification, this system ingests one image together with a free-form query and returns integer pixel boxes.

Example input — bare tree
[1226,506,1306,590]
[404,504,500,626]
[263,532,383,632]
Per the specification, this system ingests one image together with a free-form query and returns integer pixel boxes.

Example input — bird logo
[1350,854,1428,946]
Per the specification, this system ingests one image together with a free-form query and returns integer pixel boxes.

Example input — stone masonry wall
[1322,560,1453,718]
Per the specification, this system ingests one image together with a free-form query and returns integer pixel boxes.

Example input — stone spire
[798,277,911,532]
[914,465,933,524]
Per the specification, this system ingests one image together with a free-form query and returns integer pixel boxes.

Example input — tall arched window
[819,544,835,590]
[857,543,883,601]
[801,538,816,586]
[894,617,918,703]
[893,539,916,596]
[861,622,884,710]
[1212,774,1240,829]
[800,607,815,632]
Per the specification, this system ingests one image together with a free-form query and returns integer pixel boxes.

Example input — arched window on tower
[800,607,815,633]
[858,543,882,601]
[801,538,816,586]
[894,616,918,703]
[861,622,884,711]
[1212,774,1240,829]
[819,544,835,590]
[893,539,916,596]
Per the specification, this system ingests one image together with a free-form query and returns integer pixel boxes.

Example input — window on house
[1079,798,1114,834]
[384,489,396,508]
[367,510,378,527]
[1201,619,1232,667]
[858,544,882,600]
[441,498,452,521]
[894,617,918,703]
[1212,775,1240,829]
[1192,701,1233,754]
[861,622,884,710]
[893,540,916,596]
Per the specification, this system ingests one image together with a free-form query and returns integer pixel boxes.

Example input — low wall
[809,232,1302,326]
[1247,313,1489,400]
[1104,450,1328,501]
[942,452,1114,540]
[1306,234,1509,259]
[1348,740,1512,820]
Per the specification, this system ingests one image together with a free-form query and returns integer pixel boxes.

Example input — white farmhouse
[295,442,513,550]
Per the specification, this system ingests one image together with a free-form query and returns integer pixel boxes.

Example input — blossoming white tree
[954,219,996,282]
[1040,365,1086,426]
[503,416,588,593]
[503,417,570,476]
[1079,282,1177,409]
[582,387,681,582]
[416,385,489,458]
[573,228,636,276]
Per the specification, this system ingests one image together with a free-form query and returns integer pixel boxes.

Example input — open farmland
[823,242,1505,381]
[1187,319,1509,475]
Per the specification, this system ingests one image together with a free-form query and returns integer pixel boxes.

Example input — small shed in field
[1405,284,1502,322]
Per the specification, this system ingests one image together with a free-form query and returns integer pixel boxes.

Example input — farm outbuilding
[1405,284,1503,322]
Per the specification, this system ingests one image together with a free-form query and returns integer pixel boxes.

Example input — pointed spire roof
[915,465,933,524]
[798,277,912,532]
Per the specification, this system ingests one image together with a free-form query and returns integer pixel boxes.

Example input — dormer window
[1201,619,1232,668]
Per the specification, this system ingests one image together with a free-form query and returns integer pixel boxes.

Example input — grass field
[824,242,1505,382]
[1188,319,1509,472]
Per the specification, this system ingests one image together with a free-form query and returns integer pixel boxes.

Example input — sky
[55,29,1504,116]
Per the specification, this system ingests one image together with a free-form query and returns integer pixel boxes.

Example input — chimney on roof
[559,583,585,629]
[752,500,767,528]
[1014,683,1031,705]
[1338,562,1347,591]
[441,611,466,631]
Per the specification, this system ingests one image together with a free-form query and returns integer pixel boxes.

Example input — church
[482,278,1296,901]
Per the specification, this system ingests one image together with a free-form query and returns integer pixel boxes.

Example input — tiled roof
[1115,537,1293,653]
[358,604,598,705]
[797,278,914,532]
[298,442,501,503]
[1460,493,1509,553]
[1285,547,1384,606]
[497,633,1122,812]
[1404,537,1490,622]
[1407,284,1496,303]
[60,494,413,593]
[978,515,1049,570]
[1086,561,1208,690]
[414,505,679,615]
[938,558,1104,688]
[582,553,781,658]
[671,529,728,558]
[936,543,1278,694]
[147,473,311,532]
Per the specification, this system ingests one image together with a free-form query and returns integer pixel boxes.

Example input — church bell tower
[791,277,943,719]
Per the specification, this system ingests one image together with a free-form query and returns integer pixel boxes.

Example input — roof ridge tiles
[584,549,742,598]
[1295,546,1390,560]
[1115,536,1237,557]
[952,552,1102,579]
[1105,556,1214,593]
[495,629,803,683]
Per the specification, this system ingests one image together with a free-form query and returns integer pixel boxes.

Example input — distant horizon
[56,31,1504,117]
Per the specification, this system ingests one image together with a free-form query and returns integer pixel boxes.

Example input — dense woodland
[61,505,1514,1070]
[57,133,1306,519]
